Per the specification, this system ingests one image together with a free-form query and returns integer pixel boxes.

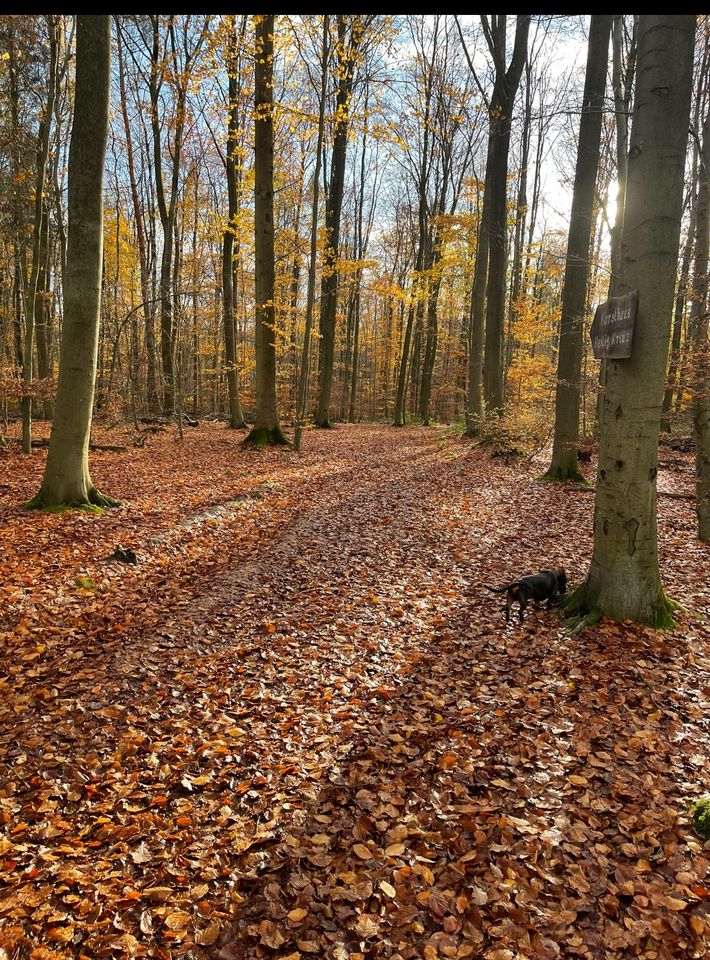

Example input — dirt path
[1,424,709,959]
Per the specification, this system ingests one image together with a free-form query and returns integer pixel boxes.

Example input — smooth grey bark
[569,15,695,627]
[245,15,288,448]
[544,15,612,481]
[29,16,115,509]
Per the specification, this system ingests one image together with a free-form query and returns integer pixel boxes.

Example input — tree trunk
[245,15,288,448]
[482,15,530,416]
[544,15,612,482]
[693,95,710,540]
[295,15,329,450]
[22,16,59,452]
[465,153,493,432]
[116,17,159,413]
[568,15,695,627]
[223,16,247,429]
[28,16,116,510]
[315,16,361,428]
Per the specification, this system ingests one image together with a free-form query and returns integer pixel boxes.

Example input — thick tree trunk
[544,15,612,482]
[245,15,288,448]
[568,15,695,627]
[28,16,116,510]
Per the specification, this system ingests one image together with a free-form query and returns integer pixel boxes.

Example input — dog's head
[556,569,567,593]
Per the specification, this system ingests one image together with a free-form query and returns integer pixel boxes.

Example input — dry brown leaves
[0,422,709,959]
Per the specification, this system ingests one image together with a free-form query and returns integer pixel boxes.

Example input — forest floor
[0,421,709,960]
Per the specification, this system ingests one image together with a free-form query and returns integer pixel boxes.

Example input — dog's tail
[484,583,514,594]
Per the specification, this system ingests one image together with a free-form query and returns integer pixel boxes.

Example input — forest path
[1,423,709,958]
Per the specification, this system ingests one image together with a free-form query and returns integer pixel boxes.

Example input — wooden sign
[590,290,638,359]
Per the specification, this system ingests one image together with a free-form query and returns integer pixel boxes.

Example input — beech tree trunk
[29,16,116,510]
[544,15,611,482]
[245,15,288,447]
[569,15,695,627]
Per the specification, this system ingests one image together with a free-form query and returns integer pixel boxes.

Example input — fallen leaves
[0,423,709,958]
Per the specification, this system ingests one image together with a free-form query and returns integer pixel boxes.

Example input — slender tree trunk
[482,15,530,415]
[315,16,361,428]
[466,154,493,432]
[223,16,247,429]
[22,16,58,453]
[295,15,329,450]
[245,15,288,447]
[544,15,612,481]
[568,15,695,627]
[693,97,710,540]
[116,18,159,413]
[28,17,116,509]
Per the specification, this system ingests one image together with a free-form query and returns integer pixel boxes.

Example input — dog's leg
[505,591,512,622]
[519,596,527,622]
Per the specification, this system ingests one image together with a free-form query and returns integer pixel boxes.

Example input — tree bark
[693,93,710,540]
[28,16,116,509]
[294,16,329,450]
[223,15,247,429]
[315,16,362,428]
[21,16,59,452]
[568,15,695,627]
[245,15,288,447]
[544,15,612,481]
[482,15,530,416]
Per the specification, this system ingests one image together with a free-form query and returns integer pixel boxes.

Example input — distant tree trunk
[567,15,695,627]
[28,17,116,509]
[662,179,697,432]
[465,151,493,432]
[544,15,611,482]
[22,16,59,453]
[223,16,247,429]
[393,282,419,427]
[295,15,329,450]
[316,16,361,428]
[418,256,442,426]
[245,15,288,447]
[116,17,159,413]
[482,15,530,415]
[662,37,706,432]
[693,95,710,540]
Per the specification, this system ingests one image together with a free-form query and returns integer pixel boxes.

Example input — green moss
[537,467,589,485]
[690,797,710,839]
[243,425,292,448]
[648,592,678,630]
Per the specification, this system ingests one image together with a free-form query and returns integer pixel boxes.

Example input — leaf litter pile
[1,423,709,960]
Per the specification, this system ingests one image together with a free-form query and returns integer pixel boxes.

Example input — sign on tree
[590,290,638,359]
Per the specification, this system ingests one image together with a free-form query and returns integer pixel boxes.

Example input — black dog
[485,569,566,622]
